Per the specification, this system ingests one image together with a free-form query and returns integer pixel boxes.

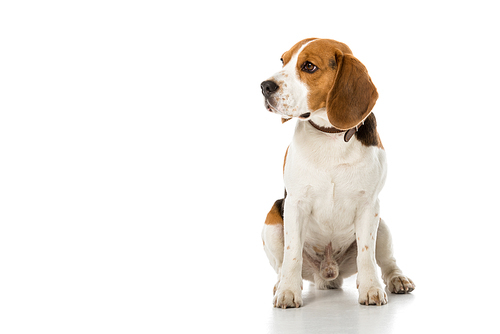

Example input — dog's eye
[301,61,318,73]
[280,58,284,65]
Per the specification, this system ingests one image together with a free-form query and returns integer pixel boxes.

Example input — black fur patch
[277,198,284,219]
[355,113,380,147]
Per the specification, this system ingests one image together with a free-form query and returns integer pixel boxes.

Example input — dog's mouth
[265,100,280,113]
[265,100,311,120]
[265,100,274,113]
[265,100,287,116]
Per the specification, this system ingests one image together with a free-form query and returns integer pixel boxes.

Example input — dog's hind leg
[261,199,285,295]
[375,218,416,294]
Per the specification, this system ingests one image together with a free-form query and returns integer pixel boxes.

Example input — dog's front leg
[273,197,306,308]
[355,200,388,306]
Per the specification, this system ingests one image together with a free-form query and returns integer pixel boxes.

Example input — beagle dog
[260,38,415,308]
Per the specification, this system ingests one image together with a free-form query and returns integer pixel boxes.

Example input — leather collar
[308,120,360,142]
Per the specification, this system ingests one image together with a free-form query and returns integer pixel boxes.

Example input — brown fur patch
[295,39,353,113]
[326,53,378,130]
[264,199,284,225]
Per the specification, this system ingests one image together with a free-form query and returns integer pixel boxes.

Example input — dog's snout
[261,80,279,97]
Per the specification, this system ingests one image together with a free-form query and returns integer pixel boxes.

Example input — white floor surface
[176,273,498,334]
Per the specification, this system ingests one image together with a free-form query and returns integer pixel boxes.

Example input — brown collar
[308,120,359,142]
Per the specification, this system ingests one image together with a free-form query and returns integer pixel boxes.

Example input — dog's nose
[261,80,279,97]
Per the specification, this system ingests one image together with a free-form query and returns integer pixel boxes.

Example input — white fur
[265,40,316,119]
[262,42,414,308]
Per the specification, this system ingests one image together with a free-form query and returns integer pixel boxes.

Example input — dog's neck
[307,109,361,142]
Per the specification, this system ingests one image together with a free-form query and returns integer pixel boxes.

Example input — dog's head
[261,38,378,130]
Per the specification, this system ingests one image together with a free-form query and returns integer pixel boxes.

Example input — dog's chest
[301,162,367,247]
[285,125,387,248]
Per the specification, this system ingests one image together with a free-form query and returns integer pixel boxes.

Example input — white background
[1,0,499,333]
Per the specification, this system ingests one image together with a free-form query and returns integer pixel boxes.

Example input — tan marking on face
[267,39,322,118]
[267,38,378,127]
[281,38,318,66]
[287,246,290,250]
[294,39,352,112]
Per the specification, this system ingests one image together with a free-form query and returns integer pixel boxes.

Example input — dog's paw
[273,288,303,309]
[388,275,415,294]
[358,285,388,306]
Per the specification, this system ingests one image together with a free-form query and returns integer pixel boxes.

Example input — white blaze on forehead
[269,40,317,117]
[288,39,318,66]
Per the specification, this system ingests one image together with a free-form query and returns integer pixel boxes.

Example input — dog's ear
[326,51,378,130]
